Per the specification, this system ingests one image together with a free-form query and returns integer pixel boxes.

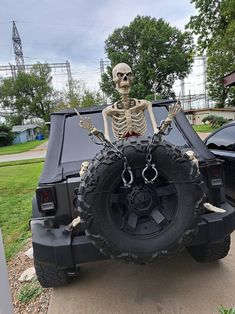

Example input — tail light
[36,186,57,213]
[207,163,224,187]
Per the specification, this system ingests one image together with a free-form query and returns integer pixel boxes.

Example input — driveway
[48,233,235,314]
[0,141,48,162]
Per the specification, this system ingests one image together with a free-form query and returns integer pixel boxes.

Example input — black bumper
[31,202,235,268]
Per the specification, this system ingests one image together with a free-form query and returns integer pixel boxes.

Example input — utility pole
[99,58,109,104]
[153,82,158,100]
[66,60,73,98]
[189,89,192,110]
[180,78,185,109]
[12,21,25,72]
[202,55,208,108]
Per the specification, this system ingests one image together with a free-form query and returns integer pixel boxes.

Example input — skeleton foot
[203,202,226,213]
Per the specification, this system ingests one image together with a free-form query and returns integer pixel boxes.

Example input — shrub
[202,115,229,128]
[0,124,14,147]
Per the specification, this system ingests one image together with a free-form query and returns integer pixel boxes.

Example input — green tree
[59,79,103,109]
[0,124,14,147]
[187,0,235,107]
[101,15,194,101]
[0,63,55,123]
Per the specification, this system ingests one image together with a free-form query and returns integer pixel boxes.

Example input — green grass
[18,279,43,303]
[0,139,47,155]
[219,305,235,314]
[193,124,218,133]
[0,162,44,260]
[0,158,45,167]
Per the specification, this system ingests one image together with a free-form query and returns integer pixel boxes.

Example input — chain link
[90,133,133,188]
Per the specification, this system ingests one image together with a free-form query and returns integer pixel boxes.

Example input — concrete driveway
[48,233,235,314]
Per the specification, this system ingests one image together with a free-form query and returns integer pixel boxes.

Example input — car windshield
[61,106,189,163]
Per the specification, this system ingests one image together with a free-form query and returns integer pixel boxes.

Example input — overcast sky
[0,0,197,90]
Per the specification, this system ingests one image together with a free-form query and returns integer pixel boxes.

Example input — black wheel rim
[109,167,178,239]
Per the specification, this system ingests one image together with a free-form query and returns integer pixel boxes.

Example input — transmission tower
[99,58,110,104]
[12,21,25,72]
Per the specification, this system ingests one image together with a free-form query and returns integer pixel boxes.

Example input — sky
[0,0,197,91]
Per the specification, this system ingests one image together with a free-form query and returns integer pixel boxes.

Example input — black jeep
[31,100,235,288]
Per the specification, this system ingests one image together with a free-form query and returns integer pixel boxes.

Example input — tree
[0,63,55,123]
[0,124,14,147]
[187,0,235,107]
[58,79,103,109]
[101,15,194,101]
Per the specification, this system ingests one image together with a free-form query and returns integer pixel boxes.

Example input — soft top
[39,100,215,184]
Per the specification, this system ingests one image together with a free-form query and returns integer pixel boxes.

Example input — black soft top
[39,100,214,184]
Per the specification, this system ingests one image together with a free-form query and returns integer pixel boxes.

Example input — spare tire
[78,138,204,264]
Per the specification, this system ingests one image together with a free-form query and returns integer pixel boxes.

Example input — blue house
[12,124,42,144]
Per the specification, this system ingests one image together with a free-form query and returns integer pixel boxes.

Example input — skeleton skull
[112,63,133,94]
[79,161,89,177]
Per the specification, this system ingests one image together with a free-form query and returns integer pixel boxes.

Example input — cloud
[0,0,197,89]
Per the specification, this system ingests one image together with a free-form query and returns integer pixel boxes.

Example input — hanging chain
[91,134,134,187]
[74,109,133,188]
[142,98,182,184]
[142,132,160,184]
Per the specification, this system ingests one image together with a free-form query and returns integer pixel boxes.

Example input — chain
[142,132,160,184]
[142,105,176,184]
[90,133,133,188]
[74,108,134,188]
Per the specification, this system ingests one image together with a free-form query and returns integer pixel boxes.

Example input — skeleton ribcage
[111,110,147,139]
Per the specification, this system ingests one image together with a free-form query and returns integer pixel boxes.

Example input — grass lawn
[0,139,47,155]
[0,161,44,260]
[193,124,218,133]
[0,158,45,167]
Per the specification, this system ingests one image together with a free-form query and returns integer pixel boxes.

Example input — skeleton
[102,63,158,141]
[77,63,181,185]
[79,161,89,177]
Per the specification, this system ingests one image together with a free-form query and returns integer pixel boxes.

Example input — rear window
[61,106,189,163]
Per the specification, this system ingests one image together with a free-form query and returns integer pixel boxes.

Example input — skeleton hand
[79,116,107,142]
[159,100,182,134]
[168,101,182,120]
[79,116,98,134]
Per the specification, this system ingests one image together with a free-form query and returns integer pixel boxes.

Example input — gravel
[7,239,52,314]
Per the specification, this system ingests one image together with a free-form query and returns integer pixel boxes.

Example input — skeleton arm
[158,101,182,134]
[145,101,158,134]
[102,107,111,141]
[78,114,106,142]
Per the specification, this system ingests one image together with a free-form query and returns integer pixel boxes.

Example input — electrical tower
[1,22,73,93]
[99,58,110,104]
[12,21,25,72]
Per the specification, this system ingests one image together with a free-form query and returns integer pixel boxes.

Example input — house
[223,71,235,87]
[12,124,42,144]
[184,107,235,125]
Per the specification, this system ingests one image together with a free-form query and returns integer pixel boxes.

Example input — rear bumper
[31,202,235,268]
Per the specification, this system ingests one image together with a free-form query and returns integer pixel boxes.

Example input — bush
[0,124,14,147]
[202,115,229,128]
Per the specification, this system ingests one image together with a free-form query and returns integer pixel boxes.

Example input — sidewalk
[0,141,48,162]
